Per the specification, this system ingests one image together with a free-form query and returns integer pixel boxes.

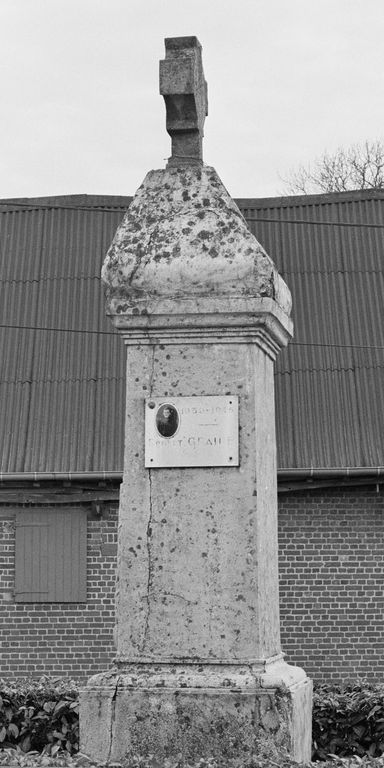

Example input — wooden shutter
[15,508,87,602]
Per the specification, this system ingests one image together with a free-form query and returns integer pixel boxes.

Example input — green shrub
[0,677,79,756]
[3,676,384,764]
[313,682,384,760]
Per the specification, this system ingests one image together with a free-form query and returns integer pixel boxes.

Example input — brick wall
[279,486,384,682]
[0,504,118,681]
[1,486,384,682]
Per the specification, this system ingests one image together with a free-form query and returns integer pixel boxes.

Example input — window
[15,508,87,602]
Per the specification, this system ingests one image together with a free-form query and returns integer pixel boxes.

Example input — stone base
[80,659,312,764]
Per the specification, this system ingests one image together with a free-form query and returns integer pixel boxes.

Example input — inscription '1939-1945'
[144,395,239,469]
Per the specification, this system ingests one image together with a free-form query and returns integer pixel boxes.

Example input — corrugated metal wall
[239,191,384,469]
[1,190,384,473]
[0,199,126,473]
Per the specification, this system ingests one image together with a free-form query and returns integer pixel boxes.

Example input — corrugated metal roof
[0,196,128,474]
[1,189,384,474]
[240,190,384,470]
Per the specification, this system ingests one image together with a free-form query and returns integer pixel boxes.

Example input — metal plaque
[145,396,239,468]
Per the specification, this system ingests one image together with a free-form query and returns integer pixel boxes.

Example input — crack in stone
[141,471,154,653]
[107,675,120,763]
[126,224,161,285]
[150,347,156,394]
[141,345,156,654]
[161,591,198,605]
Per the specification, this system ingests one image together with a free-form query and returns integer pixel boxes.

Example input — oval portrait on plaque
[156,403,179,438]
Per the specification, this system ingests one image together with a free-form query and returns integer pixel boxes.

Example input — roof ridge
[0,194,132,212]
[2,189,384,211]
[236,188,384,208]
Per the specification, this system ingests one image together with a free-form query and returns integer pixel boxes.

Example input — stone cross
[159,36,208,165]
[80,36,312,766]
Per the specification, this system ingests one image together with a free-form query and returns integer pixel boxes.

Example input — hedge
[3,678,384,765]
[0,678,78,757]
[313,682,384,760]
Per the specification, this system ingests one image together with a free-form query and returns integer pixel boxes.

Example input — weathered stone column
[80,36,312,764]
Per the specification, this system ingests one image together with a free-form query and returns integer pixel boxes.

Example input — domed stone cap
[102,164,292,318]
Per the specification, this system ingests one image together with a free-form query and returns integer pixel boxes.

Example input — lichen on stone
[101,165,291,316]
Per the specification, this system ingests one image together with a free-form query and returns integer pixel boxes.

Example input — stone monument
[80,36,312,764]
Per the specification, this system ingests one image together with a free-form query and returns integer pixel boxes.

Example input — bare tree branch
[281,140,384,194]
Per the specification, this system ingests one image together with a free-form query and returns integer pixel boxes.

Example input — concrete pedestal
[81,660,311,763]
[80,317,312,763]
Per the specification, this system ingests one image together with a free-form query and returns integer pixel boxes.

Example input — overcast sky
[1,0,383,199]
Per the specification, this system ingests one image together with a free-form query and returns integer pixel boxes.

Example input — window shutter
[15,508,87,602]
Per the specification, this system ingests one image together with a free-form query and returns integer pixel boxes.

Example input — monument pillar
[80,36,312,764]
